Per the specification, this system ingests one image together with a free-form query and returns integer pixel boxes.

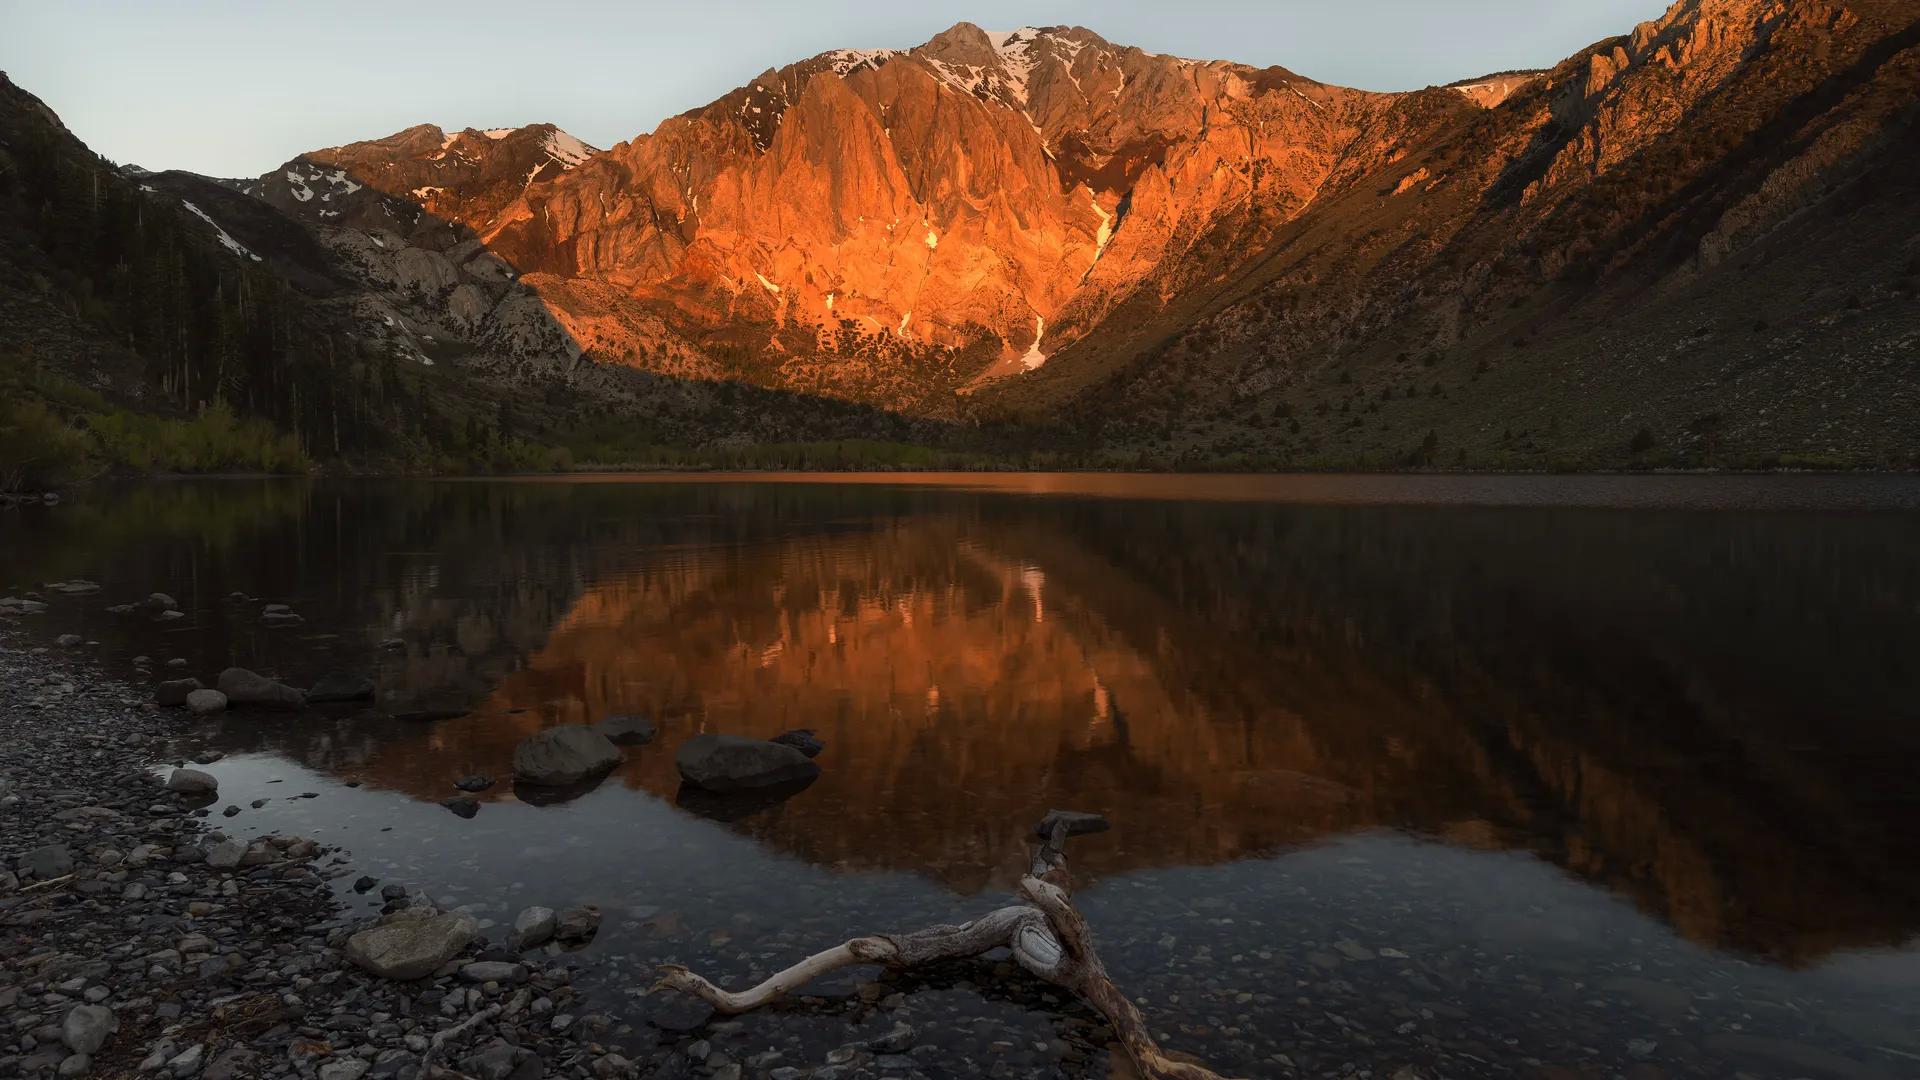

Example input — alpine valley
[3,0,1917,473]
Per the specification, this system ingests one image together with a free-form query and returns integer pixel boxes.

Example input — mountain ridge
[4,0,1918,473]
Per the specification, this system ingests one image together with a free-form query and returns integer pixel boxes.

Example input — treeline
[0,110,444,466]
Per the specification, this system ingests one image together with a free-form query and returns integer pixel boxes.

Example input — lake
[5,473,1920,1078]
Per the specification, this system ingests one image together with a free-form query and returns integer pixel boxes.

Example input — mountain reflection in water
[9,477,1920,973]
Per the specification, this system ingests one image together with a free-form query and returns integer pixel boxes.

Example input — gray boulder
[674,734,821,793]
[216,667,306,710]
[345,906,478,980]
[512,906,556,950]
[155,678,203,707]
[166,769,218,796]
[185,689,228,716]
[61,1005,117,1054]
[512,726,621,786]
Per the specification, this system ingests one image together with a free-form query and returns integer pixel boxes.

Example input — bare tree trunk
[654,816,1245,1080]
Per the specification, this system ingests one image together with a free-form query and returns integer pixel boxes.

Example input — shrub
[0,400,96,492]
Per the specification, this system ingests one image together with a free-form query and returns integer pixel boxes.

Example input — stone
[769,728,825,757]
[554,906,601,944]
[202,838,247,869]
[56,633,84,648]
[442,796,480,818]
[594,713,657,745]
[215,667,306,710]
[461,961,527,983]
[319,1059,370,1080]
[1035,809,1110,839]
[512,725,621,786]
[454,774,494,791]
[345,907,478,980]
[512,906,557,950]
[309,672,375,703]
[62,1004,117,1054]
[25,843,77,880]
[185,689,228,715]
[145,592,177,610]
[166,769,218,796]
[166,1042,204,1076]
[674,733,821,792]
[155,678,204,707]
[59,1053,91,1077]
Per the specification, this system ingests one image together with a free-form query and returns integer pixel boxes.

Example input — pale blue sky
[5,0,1670,178]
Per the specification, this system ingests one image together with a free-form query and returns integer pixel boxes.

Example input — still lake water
[5,473,1920,1078]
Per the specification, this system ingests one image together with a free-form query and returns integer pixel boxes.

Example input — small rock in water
[769,728,825,758]
[309,672,375,703]
[186,689,228,715]
[154,678,204,707]
[453,774,495,792]
[512,726,621,786]
[512,906,558,950]
[166,769,218,796]
[345,907,479,980]
[442,796,480,818]
[595,713,657,745]
[56,633,84,648]
[674,734,820,792]
[216,667,306,710]
[554,906,601,945]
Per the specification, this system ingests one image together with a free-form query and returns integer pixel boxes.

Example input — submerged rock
[512,906,557,950]
[185,689,228,716]
[675,734,821,792]
[769,728,825,758]
[512,726,621,786]
[309,672,375,703]
[166,768,219,796]
[216,667,307,710]
[595,713,657,745]
[154,678,203,707]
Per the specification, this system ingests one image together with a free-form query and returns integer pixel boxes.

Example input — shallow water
[5,474,1920,1078]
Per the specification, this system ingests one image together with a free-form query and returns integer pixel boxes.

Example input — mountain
[6,0,1919,471]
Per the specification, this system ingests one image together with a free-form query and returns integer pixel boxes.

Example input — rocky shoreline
[0,640,659,1080]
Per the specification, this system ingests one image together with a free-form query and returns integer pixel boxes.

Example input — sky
[4,0,1672,178]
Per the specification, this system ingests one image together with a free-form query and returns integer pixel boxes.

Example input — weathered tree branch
[652,812,1245,1080]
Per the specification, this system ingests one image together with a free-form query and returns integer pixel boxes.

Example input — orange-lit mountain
[229,0,1918,466]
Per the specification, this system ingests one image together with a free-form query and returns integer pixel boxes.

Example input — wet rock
[453,774,495,792]
[442,796,480,818]
[769,728,824,757]
[56,633,84,648]
[595,713,657,745]
[61,1004,118,1054]
[155,678,204,707]
[309,672,375,703]
[461,961,527,983]
[512,906,557,950]
[145,592,177,611]
[674,733,820,792]
[554,906,602,945]
[215,667,306,710]
[345,906,478,979]
[166,769,218,796]
[512,725,621,786]
[185,689,228,716]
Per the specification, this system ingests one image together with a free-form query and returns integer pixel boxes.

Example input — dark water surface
[5,473,1920,1078]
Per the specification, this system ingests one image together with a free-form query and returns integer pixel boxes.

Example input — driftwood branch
[653,813,1244,1080]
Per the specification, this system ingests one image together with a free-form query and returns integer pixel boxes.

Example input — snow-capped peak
[541,129,598,167]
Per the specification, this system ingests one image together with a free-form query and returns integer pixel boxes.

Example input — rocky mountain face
[220,0,1915,466]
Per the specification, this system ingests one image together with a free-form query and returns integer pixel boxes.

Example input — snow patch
[925,229,939,251]
[1020,315,1047,370]
[1089,191,1113,262]
[542,129,597,168]
[755,272,781,295]
[825,48,897,76]
[284,170,313,202]
[482,128,515,139]
[179,200,261,262]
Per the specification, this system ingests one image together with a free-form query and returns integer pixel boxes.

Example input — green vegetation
[0,359,310,491]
